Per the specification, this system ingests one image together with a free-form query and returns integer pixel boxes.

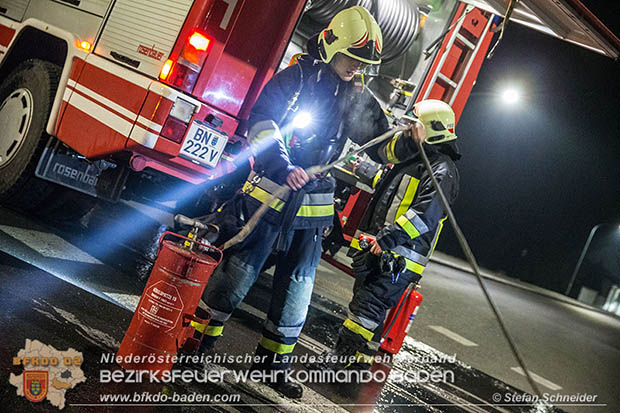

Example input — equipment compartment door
[0,0,31,21]
[60,0,113,17]
[21,0,112,45]
[95,0,194,77]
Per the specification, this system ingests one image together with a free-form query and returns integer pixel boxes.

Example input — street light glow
[502,88,520,104]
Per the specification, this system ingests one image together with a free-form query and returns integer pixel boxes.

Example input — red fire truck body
[0,0,306,206]
[0,0,617,208]
[53,0,305,182]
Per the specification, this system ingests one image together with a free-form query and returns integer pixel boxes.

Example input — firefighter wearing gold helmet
[193,5,429,400]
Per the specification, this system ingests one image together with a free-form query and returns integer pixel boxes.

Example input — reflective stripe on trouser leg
[256,333,298,371]
[342,319,383,366]
[346,310,381,331]
[260,228,322,360]
[191,306,224,351]
[192,320,224,350]
[191,320,224,337]
[337,319,378,367]
[259,335,296,355]
[343,318,375,341]
[255,336,295,370]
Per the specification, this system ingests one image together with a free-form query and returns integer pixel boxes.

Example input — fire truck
[0,0,618,220]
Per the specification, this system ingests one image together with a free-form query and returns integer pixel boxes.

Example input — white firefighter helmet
[413,99,457,144]
[317,6,383,65]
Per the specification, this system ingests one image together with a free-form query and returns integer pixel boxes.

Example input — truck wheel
[0,59,61,210]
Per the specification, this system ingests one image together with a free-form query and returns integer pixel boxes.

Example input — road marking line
[0,225,103,265]
[104,293,140,311]
[428,325,479,346]
[510,367,563,390]
[442,381,513,413]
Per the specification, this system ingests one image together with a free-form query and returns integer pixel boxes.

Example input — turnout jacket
[351,147,460,276]
[243,55,417,230]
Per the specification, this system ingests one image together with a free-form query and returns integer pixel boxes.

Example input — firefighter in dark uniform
[191,7,422,398]
[314,100,461,370]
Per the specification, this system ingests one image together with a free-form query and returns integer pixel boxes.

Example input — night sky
[438,2,620,294]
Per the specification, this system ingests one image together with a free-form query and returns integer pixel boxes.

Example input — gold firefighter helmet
[317,6,383,65]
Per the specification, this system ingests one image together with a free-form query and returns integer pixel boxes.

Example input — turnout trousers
[199,218,323,363]
[336,266,418,363]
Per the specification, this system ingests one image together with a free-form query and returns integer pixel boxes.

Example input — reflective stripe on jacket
[242,171,335,229]
[242,54,414,230]
[350,149,459,276]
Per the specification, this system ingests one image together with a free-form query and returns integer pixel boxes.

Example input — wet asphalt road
[0,239,548,413]
[407,264,620,406]
[0,202,616,412]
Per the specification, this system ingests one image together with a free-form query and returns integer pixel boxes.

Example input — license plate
[179,121,228,168]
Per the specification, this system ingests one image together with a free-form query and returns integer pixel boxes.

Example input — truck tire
[0,59,61,210]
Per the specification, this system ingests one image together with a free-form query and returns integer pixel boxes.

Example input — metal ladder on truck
[415,3,497,122]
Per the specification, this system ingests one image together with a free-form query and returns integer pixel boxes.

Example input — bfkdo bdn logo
[24,371,48,403]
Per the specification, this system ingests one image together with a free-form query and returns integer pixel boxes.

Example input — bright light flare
[293,111,312,129]
[77,40,92,52]
[188,31,211,51]
[160,59,174,81]
[502,88,521,104]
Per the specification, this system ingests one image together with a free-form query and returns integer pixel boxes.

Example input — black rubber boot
[307,325,371,371]
[194,330,218,352]
[250,344,303,399]
[177,312,222,370]
[193,308,223,353]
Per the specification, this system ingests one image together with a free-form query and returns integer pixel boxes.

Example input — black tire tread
[0,59,61,210]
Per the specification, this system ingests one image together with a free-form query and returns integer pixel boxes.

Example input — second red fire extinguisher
[380,287,423,354]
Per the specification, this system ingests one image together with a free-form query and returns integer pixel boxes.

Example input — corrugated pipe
[305,0,419,63]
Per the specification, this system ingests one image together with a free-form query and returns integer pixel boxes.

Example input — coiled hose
[305,0,419,63]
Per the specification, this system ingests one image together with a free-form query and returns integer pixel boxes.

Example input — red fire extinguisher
[380,287,423,354]
[117,215,222,375]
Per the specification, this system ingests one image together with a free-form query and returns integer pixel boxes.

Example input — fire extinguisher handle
[182,313,211,328]
[174,214,210,230]
[158,231,223,265]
